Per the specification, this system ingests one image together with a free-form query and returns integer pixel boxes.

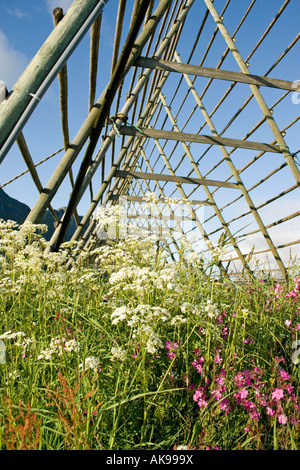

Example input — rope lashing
[109,113,128,137]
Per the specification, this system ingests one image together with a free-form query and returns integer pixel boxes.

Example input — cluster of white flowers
[109,265,178,298]
[0,331,26,341]
[202,299,221,319]
[111,304,171,354]
[206,239,227,262]
[15,336,35,355]
[110,345,127,362]
[111,305,131,325]
[38,336,78,360]
[94,204,128,240]
[0,330,35,357]
[180,299,220,320]
[79,356,101,373]
[180,302,200,316]
[142,192,192,209]
[134,323,163,354]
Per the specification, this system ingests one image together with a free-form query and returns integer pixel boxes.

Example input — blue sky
[0,0,299,270]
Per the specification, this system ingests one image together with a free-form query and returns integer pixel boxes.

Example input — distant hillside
[0,187,82,242]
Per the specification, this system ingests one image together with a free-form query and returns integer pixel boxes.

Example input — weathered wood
[203,0,300,195]
[48,0,193,248]
[51,0,153,251]
[16,133,60,223]
[0,0,109,161]
[53,7,80,227]
[135,56,296,91]
[119,125,281,153]
[115,169,239,189]
[27,0,174,239]
[89,13,102,112]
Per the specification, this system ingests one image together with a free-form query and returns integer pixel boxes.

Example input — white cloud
[4,7,31,19]
[0,29,29,89]
[45,0,74,15]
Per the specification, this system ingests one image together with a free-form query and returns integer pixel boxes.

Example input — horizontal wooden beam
[115,170,239,189]
[110,194,212,205]
[119,125,282,153]
[135,56,295,91]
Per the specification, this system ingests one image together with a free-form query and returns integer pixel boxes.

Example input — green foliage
[0,219,299,450]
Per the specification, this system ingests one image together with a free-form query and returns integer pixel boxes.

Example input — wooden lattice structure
[0,0,299,280]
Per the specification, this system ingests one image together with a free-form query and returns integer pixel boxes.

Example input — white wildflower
[0,331,26,341]
[38,336,78,360]
[64,338,78,353]
[180,303,195,315]
[80,356,101,373]
[204,299,220,319]
[111,305,132,325]
[38,348,53,360]
[111,346,127,362]
[170,315,187,326]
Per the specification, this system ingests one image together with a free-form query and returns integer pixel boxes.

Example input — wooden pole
[115,170,239,189]
[0,0,109,161]
[53,7,80,227]
[24,0,173,229]
[203,0,300,192]
[135,56,296,91]
[51,0,152,251]
[119,125,282,153]
[47,0,194,251]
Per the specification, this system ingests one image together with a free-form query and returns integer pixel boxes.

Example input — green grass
[0,219,299,450]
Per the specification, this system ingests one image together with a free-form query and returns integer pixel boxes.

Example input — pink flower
[278,414,288,425]
[234,388,248,404]
[275,283,283,293]
[216,376,225,387]
[212,389,223,401]
[234,372,245,388]
[271,388,284,401]
[278,369,290,381]
[285,320,292,327]
[219,398,231,414]
[244,338,253,345]
[192,356,205,374]
[193,388,208,408]
[240,388,249,399]
[165,341,179,360]
[215,352,223,364]
[250,410,260,421]
[266,407,275,416]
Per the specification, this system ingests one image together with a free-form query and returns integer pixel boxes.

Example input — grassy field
[0,218,299,450]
